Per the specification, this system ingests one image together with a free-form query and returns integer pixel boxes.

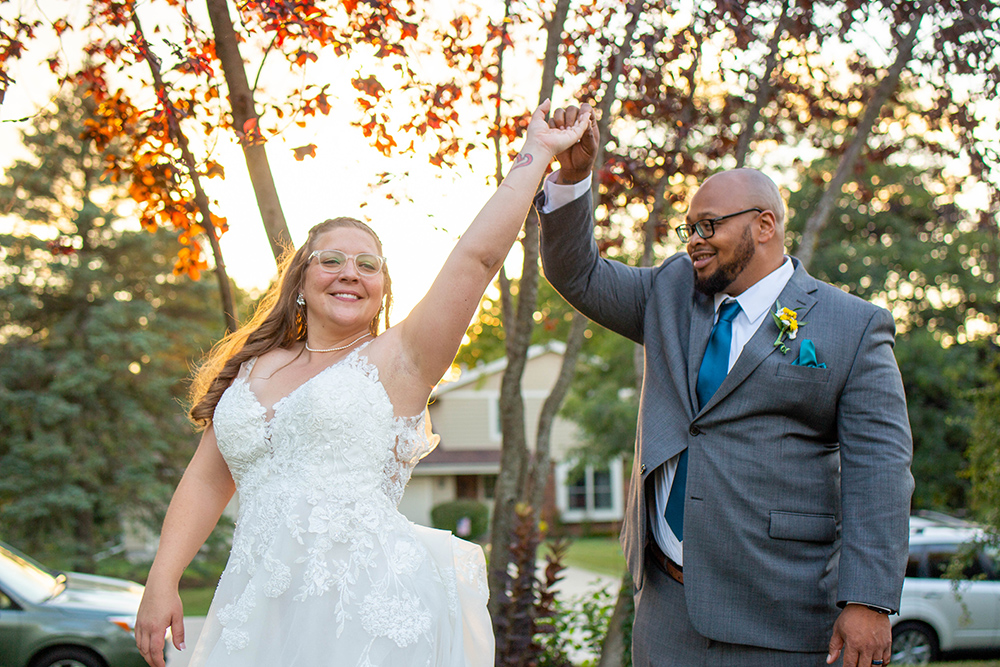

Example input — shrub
[536,583,617,667]
[430,499,489,540]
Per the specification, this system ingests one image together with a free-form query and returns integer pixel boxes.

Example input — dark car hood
[43,572,144,615]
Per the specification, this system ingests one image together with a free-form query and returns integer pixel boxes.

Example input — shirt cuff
[845,601,893,614]
[540,172,592,214]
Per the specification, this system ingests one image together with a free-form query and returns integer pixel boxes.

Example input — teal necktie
[665,299,741,541]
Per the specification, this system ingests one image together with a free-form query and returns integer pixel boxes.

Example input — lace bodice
[214,344,435,508]
[193,343,495,666]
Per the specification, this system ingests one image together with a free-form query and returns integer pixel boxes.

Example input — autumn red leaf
[204,161,225,178]
[236,116,265,145]
[293,50,318,66]
[46,238,77,255]
[292,143,317,160]
[352,74,385,98]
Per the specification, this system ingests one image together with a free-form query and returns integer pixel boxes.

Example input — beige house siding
[400,342,625,531]
[429,393,498,448]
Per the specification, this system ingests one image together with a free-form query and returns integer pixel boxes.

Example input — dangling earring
[296,293,306,307]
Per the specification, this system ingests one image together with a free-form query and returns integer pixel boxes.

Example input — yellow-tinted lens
[317,250,347,272]
[355,254,382,275]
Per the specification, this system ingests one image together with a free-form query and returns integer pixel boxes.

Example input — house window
[482,475,497,500]
[567,468,588,510]
[593,468,613,510]
[456,475,478,500]
[555,458,624,523]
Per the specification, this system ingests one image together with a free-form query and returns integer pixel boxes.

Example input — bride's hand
[522,99,592,158]
[135,582,186,667]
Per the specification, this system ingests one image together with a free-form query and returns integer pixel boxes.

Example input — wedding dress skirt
[187,344,493,666]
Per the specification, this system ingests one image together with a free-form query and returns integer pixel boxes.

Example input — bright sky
[0,0,544,322]
[190,118,508,320]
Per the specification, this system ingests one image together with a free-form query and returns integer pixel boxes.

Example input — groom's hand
[826,604,891,667]
[548,103,599,184]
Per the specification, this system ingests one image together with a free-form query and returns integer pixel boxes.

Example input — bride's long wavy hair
[188,217,393,428]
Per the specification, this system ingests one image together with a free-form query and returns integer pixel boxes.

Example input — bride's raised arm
[390,100,592,392]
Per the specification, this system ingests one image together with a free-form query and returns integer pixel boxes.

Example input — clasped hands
[545,102,599,184]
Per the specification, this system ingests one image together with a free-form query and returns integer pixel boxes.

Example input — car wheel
[30,647,105,667]
[891,621,939,666]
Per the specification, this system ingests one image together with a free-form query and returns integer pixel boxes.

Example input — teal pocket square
[792,339,827,369]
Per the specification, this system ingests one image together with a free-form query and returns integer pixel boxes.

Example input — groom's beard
[694,225,756,295]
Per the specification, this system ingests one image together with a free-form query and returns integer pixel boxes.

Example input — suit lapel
[696,261,819,415]
[688,291,716,413]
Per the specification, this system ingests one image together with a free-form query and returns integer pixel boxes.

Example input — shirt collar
[712,257,794,324]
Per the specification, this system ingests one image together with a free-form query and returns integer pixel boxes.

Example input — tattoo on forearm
[510,153,533,173]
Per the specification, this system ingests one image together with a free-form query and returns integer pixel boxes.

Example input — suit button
[640,464,647,474]
[689,425,702,436]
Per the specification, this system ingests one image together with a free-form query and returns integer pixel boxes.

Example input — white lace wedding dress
[187,343,493,666]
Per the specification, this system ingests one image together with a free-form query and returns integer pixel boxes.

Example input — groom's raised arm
[538,104,660,345]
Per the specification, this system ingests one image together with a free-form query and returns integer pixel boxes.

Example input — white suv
[891,514,1000,665]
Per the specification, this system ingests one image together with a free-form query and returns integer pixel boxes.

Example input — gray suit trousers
[634,549,842,667]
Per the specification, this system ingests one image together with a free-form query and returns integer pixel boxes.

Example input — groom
[537,105,913,667]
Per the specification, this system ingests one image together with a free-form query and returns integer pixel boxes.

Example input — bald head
[699,168,785,230]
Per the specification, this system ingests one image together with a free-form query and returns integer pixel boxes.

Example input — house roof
[412,443,502,476]
[433,340,567,396]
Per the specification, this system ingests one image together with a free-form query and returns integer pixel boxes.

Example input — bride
[134,101,593,667]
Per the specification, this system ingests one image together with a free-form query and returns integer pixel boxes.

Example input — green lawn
[930,662,1000,666]
[555,536,626,577]
[179,586,217,616]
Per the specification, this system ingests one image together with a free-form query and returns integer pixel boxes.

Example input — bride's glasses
[308,250,386,276]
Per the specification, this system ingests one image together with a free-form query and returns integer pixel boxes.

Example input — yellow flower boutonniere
[772,301,805,354]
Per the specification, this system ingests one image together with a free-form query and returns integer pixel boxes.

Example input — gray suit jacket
[539,191,913,652]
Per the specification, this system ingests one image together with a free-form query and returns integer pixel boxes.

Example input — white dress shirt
[540,172,591,213]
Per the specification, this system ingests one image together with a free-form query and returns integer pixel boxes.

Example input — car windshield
[0,543,65,604]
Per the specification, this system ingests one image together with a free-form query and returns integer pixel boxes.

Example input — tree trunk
[596,570,633,667]
[733,0,789,168]
[796,2,927,270]
[581,3,644,666]
[205,0,291,262]
[489,211,541,619]
[131,10,239,334]
[487,0,522,622]
[528,311,589,514]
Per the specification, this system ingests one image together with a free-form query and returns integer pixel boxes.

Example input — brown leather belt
[648,541,684,584]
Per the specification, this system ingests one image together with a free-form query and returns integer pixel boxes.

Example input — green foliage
[536,583,616,667]
[895,333,994,509]
[429,499,489,540]
[561,328,638,467]
[455,279,579,369]
[0,87,226,570]
[967,357,1000,532]
[789,156,999,512]
[787,158,997,341]
[494,505,553,667]
[88,518,232,590]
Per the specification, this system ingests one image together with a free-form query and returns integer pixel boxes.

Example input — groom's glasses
[675,208,762,242]
[308,250,386,276]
